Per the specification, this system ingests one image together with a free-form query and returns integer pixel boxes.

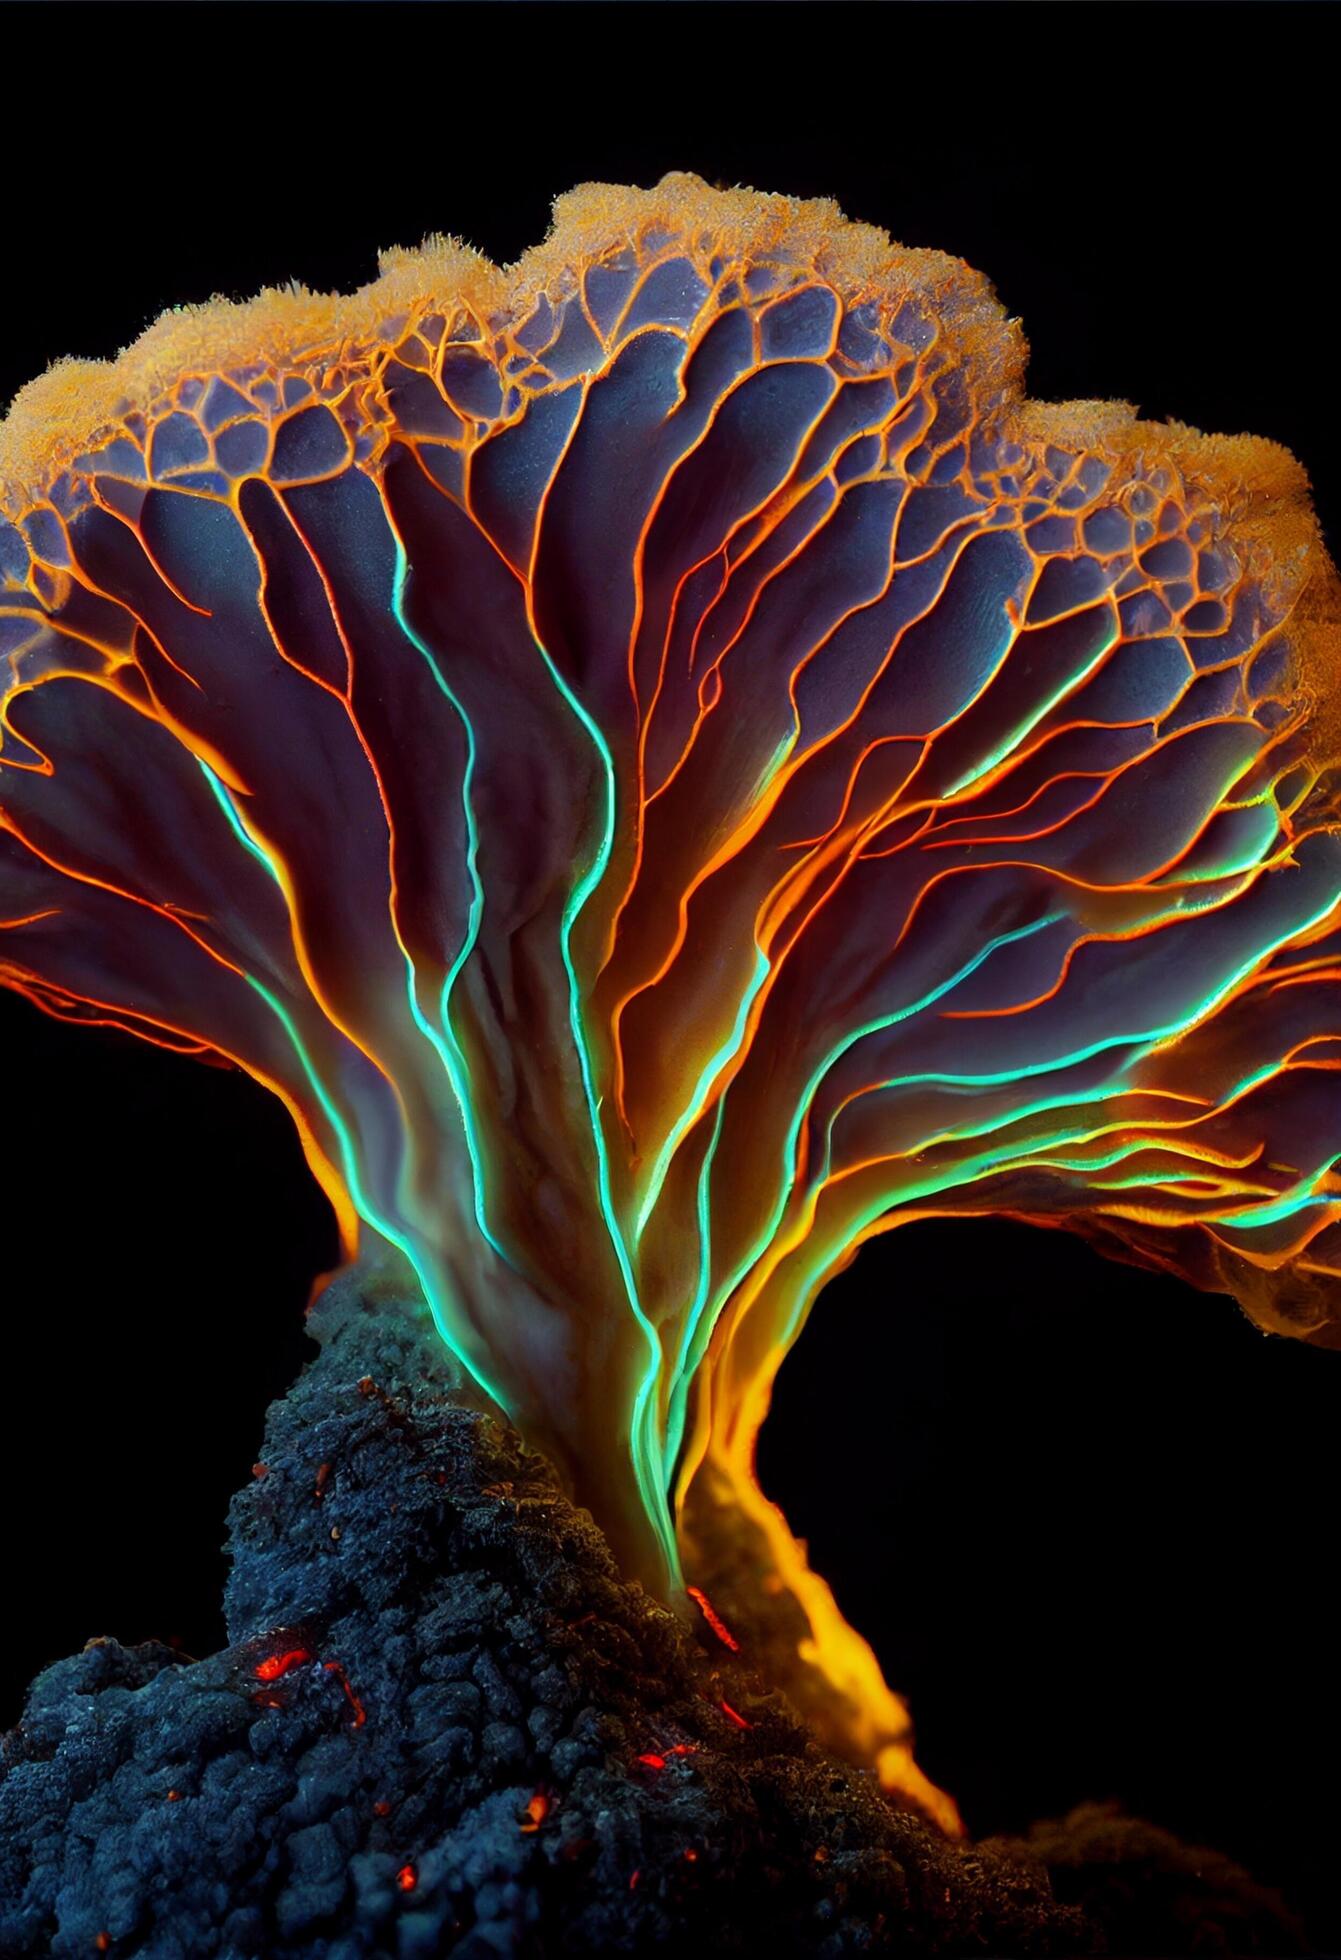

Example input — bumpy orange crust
[4,173,1336,747]
[0,178,1010,493]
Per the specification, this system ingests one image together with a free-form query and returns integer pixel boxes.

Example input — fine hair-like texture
[2,173,1338,1826]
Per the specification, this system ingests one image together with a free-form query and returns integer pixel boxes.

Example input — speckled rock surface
[0,1270,1308,1957]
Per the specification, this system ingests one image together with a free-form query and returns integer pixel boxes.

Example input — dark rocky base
[0,1271,1310,1957]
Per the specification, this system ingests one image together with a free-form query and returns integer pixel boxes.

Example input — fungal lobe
[2,174,1337,1829]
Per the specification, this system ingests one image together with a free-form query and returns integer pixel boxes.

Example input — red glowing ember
[252,1648,311,1683]
[686,1585,740,1653]
[322,1658,366,1728]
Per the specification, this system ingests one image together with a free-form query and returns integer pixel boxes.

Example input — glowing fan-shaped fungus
[2,176,1338,1830]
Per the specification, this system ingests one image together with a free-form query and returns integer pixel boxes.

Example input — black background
[1,1,1336,1944]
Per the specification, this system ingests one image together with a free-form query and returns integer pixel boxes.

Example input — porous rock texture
[0,1269,1309,1957]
